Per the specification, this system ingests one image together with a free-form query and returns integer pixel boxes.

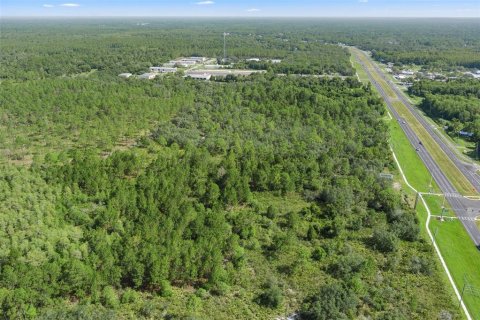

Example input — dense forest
[0,19,354,80]
[0,77,194,163]
[0,19,467,318]
[409,79,480,145]
[1,18,479,81]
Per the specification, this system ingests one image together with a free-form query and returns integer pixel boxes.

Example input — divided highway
[350,48,480,247]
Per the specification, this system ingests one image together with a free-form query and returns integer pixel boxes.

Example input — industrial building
[184,57,207,63]
[149,67,177,73]
[187,73,212,81]
[163,57,208,68]
[170,60,197,67]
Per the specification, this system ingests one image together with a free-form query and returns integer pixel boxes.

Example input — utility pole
[441,194,446,221]
[440,207,446,221]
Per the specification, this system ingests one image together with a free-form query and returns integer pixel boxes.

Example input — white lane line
[390,147,472,320]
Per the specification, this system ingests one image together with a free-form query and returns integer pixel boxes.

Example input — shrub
[121,288,139,304]
[159,280,173,297]
[266,205,278,219]
[102,286,119,309]
[257,280,283,309]
[311,247,326,261]
[371,228,398,253]
[300,282,358,320]
[410,256,433,275]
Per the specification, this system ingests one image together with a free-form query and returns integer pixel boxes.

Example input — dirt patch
[393,182,402,191]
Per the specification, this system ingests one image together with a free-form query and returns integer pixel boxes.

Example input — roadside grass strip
[430,218,480,319]
[389,120,440,193]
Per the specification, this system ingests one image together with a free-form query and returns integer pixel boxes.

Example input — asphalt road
[376,65,480,193]
[352,51,480,247]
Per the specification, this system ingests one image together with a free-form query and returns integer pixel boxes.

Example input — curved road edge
[391,148,472,320]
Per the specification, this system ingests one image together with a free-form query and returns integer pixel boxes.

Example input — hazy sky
[1,0,479,17]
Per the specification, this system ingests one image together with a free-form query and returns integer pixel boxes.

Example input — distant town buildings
[400,70,415,76]
[246,58,282,64]
[119,55,268,82]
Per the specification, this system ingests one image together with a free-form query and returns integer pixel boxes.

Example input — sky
[1,0,479,17]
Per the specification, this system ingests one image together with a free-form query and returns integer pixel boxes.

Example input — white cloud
[247,8,261,12]
[43,4,55,7]
[196,1,214,5]
[60,3,80,7]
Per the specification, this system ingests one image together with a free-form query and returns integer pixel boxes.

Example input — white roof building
[118,73,133,78]
[186,57,206,62]
[187,73,212,80]
[246,58,261,62]
[401,70,415,76]
[270,59,282,64]
[171,60,197,67]
[150,67,177,73]
[139,73,156,80]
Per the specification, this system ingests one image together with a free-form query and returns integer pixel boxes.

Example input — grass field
[422,195,455,218]
[430,218,480,319]
[350,47,477,197]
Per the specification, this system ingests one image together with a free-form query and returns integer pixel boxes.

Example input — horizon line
[1,15,479,19]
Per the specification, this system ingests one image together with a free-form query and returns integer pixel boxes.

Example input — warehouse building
[150,67,177,73]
